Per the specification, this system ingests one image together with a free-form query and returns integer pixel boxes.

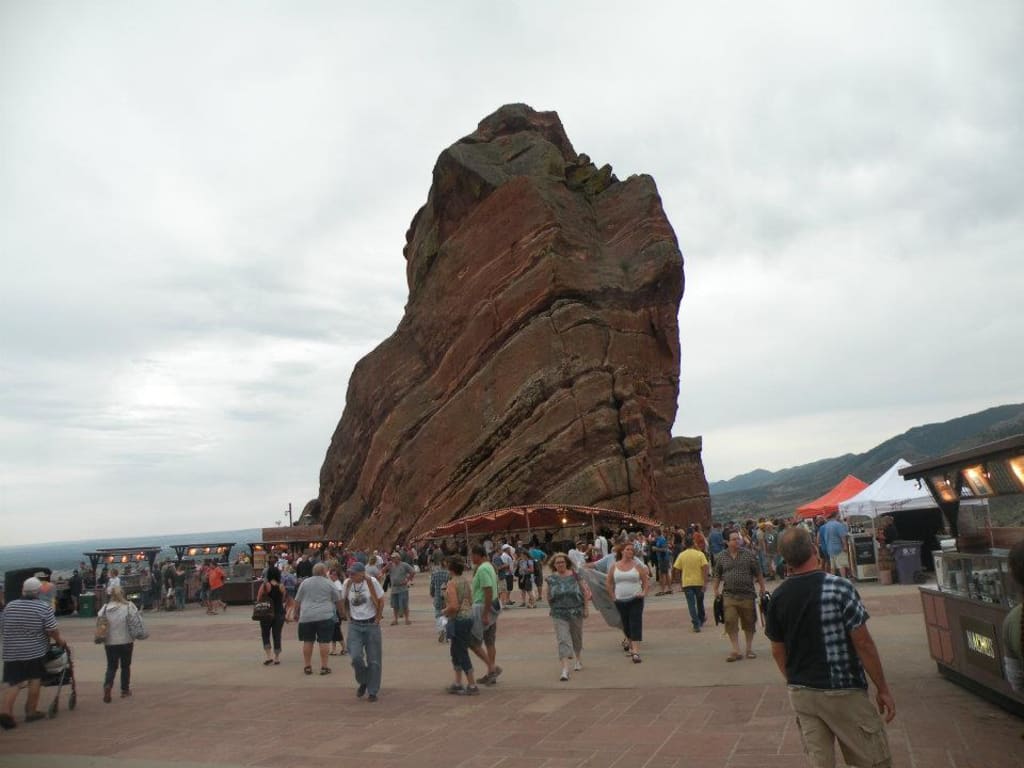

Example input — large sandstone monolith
[318,104,710,548]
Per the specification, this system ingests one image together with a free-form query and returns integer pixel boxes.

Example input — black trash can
[891,541,923,584]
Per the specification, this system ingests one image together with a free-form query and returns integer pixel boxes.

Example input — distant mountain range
[709,403,1024,521]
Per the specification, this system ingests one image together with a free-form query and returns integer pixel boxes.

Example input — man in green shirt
[469,545,502,685]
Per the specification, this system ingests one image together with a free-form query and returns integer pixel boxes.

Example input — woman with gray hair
[293,562,344,676]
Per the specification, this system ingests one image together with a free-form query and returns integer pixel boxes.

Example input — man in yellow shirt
[672,536,709,632]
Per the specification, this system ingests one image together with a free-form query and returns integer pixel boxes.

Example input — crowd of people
[4,520,1024,768]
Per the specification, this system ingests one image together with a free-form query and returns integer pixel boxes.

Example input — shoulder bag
[127,605,149,641]
[94,607,109,644]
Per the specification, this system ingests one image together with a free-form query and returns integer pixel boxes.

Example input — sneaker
[367,694,378,702]
[461,686,480,696]
[491,665,503,680]
[559,671,569,682]
[446,684,465,694]
[357,683,367,698]
[481,672,497,686]
[573,661,583,672]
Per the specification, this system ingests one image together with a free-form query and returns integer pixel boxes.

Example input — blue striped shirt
[0,598,58,661]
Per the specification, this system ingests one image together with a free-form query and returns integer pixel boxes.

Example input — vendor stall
[168,542,258,605]
[247,538,344,571]
[901,435,1024,716]
[795,474,868,519]
[839,459,952,580]
[84,547,163,608]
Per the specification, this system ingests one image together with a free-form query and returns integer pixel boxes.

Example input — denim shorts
[390,590,409,613]
[297,618,334,643]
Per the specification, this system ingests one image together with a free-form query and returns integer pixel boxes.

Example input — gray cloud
[1,1,1021,543]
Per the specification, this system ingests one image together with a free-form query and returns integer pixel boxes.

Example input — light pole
[286,503,293,526]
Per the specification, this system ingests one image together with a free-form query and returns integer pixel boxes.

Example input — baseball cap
[348,562,366,574]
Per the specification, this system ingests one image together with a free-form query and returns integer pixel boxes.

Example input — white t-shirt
[568,548,586,569]
[342,576,385,621]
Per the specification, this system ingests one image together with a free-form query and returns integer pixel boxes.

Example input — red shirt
[208,566,225,589]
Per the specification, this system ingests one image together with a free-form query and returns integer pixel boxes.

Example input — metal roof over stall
[900,433,1024,538]
[84,547,163,573]
[169,543,235,564]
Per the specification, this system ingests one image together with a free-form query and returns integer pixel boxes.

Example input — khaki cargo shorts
[789,687,892,768]
[723,594,756,634]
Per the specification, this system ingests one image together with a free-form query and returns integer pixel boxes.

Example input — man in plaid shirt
[766,527,895,768]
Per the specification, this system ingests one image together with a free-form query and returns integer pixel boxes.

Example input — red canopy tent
[415,504,662,542]
[795,475,869,519]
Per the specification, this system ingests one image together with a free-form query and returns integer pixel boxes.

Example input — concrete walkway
[1,581,1021,768]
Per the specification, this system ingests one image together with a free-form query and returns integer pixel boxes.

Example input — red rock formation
[318,104,709,547]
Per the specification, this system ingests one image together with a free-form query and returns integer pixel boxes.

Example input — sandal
[621,638,631,653]
[304,666,313,675]
[726,653,743,662]
[631,653,642,664]
[319,667,332,675]
[745,652,757,659]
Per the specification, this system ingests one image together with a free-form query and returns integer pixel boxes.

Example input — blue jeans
[347,620,382,695]
[174,587,185,610]
[683,586,706,630]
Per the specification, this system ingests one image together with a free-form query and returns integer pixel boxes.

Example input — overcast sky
[2,2,1021,545]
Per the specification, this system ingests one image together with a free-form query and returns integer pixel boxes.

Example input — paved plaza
[1,581,1021,768]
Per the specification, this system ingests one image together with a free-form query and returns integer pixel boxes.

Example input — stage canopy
[416,504,662,541]
[838,459,939,519]
[795,474,868,519]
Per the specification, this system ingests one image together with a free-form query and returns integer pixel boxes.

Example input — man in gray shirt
[386,553,415,626]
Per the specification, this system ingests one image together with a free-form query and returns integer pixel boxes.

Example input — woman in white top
[605,542,649,663]
[98,586,146,701]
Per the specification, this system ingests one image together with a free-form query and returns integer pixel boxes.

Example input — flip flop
[726,653,743,662]
[319,667,332,675]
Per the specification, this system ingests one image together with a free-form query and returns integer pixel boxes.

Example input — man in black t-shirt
[766,527,895,768]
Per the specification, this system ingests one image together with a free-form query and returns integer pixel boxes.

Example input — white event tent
[838,459,938,518]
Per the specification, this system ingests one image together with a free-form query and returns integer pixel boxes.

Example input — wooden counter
[919,587,1023,716]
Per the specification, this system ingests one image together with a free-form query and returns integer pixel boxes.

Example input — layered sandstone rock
[318,104,709,547]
